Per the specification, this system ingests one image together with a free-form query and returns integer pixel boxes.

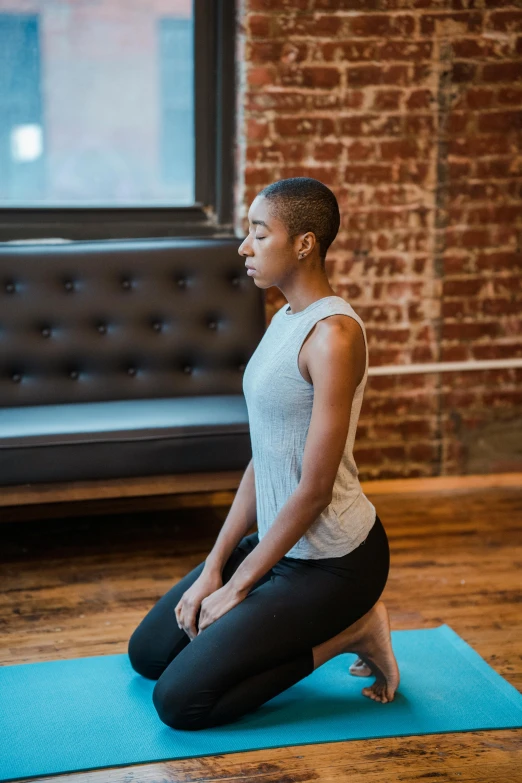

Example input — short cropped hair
[258,177,340,265]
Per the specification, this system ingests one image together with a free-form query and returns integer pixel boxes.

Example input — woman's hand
[174,568,223,641]
[197,581,249,634]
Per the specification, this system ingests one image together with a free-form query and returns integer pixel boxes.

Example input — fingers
[186,607,198,640]
[174,597,199,640]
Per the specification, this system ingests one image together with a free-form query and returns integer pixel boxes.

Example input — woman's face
[238,195,302,288]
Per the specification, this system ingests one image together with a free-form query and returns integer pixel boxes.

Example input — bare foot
[342,601,400,704]
[349,657,372,677]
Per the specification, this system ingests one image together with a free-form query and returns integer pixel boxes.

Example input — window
[0,0,235,240]
[0,14,44,202]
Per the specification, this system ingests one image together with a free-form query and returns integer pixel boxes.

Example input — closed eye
[256,236,266,240]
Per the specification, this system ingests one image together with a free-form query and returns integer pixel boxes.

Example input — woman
[128,177,400,731]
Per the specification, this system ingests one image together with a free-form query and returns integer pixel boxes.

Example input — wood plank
[0,470,244,507]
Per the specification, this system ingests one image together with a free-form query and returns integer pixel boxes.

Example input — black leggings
[128,513,390,731]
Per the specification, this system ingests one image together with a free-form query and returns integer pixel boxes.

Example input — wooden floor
[1,482,521,782]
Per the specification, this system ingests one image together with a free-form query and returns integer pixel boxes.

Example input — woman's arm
[203,458,257,576]
[226,486,331,592]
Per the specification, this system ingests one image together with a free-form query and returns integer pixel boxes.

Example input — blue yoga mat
[1,625,521,782]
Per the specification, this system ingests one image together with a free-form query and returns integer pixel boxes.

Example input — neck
[282,284,337,316]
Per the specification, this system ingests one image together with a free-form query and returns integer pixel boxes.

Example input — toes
[362,683,394,704]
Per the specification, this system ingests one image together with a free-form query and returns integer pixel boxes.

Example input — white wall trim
[369,358,522,376]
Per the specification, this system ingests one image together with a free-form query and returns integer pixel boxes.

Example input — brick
[248,0,309,11]
[248,41,305,64]
[346,140,377,161]
[489,11,522,32]
[339,114,403,136]
[301,67,341,89]
[245,14,272,38]
[246,119,269,141]
[497,87,522,105]
[476,252,522,272]
[345,164,394,184]
[483,391,522,407]
[478,111,522,133]
[412,344,437,362]
[277,166,338,186]
[443,279,485,296]
[482,62,522,83]
[464,88,496,110]
[420,12,483,36]
[448,134,512,157]
[356,305,403,323]
[403,115,436,134]
[380,41,432,61]
[451,38,486,59]
[440,345,470,361]
[409,443,439,462]
[348,14,415,38]
[244,167,274,186]
[274,117,336,136]
[247,65,275,87]
[476,158,515,178]
[366,327,411,344]
[247,141,306,164]
[347,64,409,87]
[272,14,343,38]
[446,113,470,134]
[406,89,434,110]
[380,139,420,160]
[397,161,431,184]
[473,343,522,360]
[313,141,344,161]
[372,90,402,111]
[447,161,472,180]
[452,62,477,83]
[442,321,500,340]
[442,391,481,408]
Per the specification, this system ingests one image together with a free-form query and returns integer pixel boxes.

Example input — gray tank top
[242,294,376,559]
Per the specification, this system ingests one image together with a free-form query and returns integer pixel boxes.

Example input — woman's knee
[127,627,163,680]
[152,675,212,730]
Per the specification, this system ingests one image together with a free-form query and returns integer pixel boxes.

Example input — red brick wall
[235,0,522,479]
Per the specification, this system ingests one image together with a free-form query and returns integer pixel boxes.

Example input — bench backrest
[0,237,265,408]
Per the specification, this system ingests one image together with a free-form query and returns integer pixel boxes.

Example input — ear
[298,231,317,256]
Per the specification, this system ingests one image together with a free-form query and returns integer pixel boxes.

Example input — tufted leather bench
[0,237,265,517]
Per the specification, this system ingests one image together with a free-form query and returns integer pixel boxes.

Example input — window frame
[0,0,236,242]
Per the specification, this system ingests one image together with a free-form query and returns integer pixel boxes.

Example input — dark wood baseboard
[1,471,521,523]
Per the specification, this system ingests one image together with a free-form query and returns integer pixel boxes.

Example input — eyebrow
[248,219,270,229]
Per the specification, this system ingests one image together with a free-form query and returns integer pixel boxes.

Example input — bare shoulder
[301,314,366,386]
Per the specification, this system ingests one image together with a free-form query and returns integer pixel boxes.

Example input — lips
[245,265,256,271]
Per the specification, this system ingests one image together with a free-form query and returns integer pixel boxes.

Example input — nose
[238,239,253,258]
